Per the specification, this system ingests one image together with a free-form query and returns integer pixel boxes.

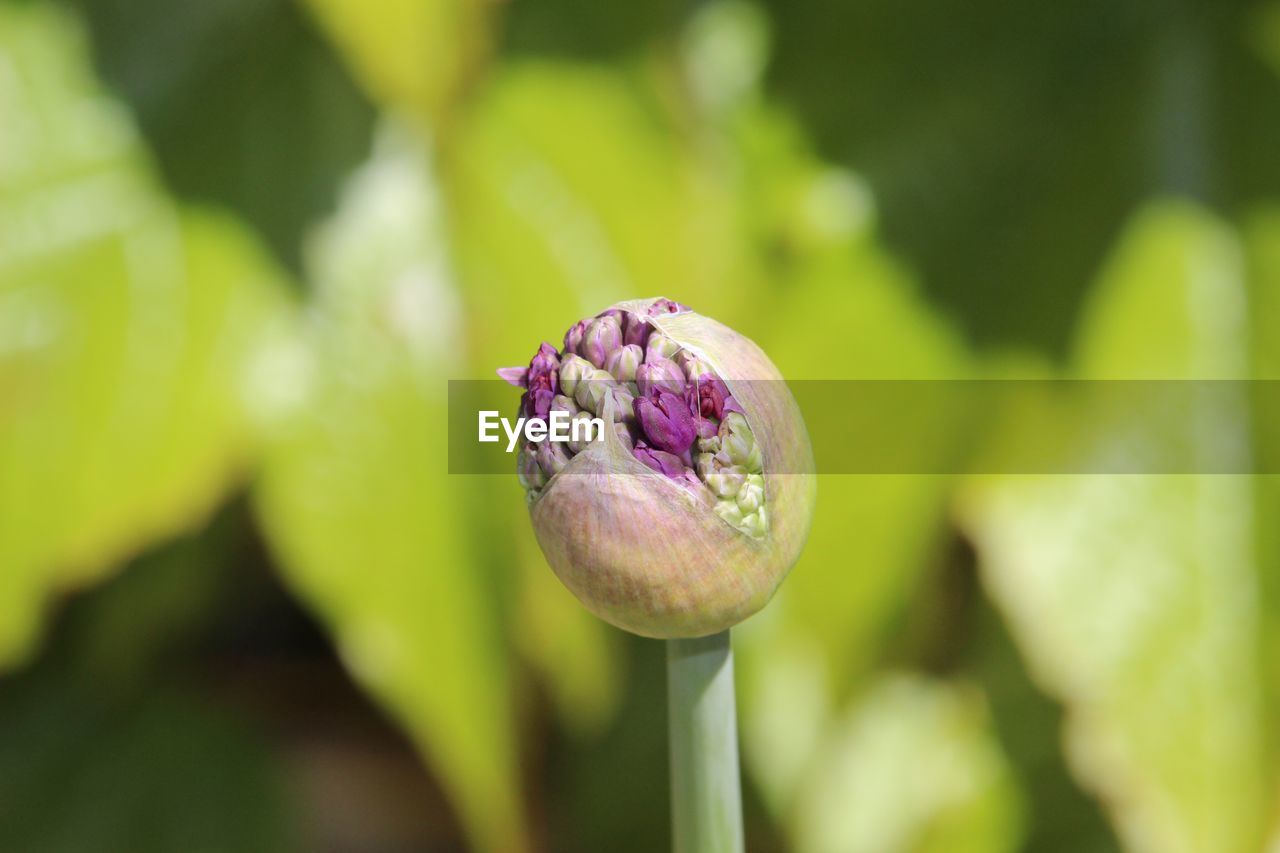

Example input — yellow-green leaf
[795,675,1022,853]
[304,0,491,121]
[960,202,1269,853]
[0,4,288,666]
[253,122,528,853]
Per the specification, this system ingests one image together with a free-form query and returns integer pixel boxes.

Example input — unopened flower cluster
[498,300,767,538]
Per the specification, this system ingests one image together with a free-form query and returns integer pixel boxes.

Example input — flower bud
[634,443,687,478]
[705,465,747,499]
[695,452,716,480]
[635,389,696,455]
[714,501,744,527]
[563,319,587,355]
[500,297,814,638]
[645,332,680,362]
[567,411,598,453]
[635,357,686,398]
[605,344,643,382]
[536,440,572,478]
[675,350,715,381]
[522,388,553,421]
[558,353,593,397]
[551,394,579,417]
[622,312,652,348]
[689,374,730,420]
[737,474,765,514]
[600,384,635,423]
[517,444,547,492]
[739,509,767,539]
[581,315,623,367]
[574,368,615,413]
[718,412,762,472]
[529,343,560,391]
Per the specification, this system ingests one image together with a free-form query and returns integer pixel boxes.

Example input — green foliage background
[2,0,1279,850]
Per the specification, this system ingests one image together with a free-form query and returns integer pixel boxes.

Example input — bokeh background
[3,0,1280,850]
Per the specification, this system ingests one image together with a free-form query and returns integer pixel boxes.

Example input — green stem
[667,630,745,853]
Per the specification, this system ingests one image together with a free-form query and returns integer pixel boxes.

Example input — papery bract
[499,297,814,638]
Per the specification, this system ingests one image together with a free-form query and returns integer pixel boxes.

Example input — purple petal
[685,373,729,420]
[497,366,528,387]
[636,358,686,399]
[635,390,696,454]
[647,298,690,317]
[527,341,561,394]
[633,444,686,478]
[622,312,652,348]
[524,388,554,421]
[563,320,587,354]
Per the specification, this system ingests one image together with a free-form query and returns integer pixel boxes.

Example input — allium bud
[581,315,623,367]
[498,297,814,638]
[605,344,644,383]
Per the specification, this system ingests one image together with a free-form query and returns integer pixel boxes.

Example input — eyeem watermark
[479,410,606,452]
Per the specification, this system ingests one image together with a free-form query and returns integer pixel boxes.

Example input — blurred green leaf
[502,0,685,59]
[761,0,1280,351]
[253,121,528,853]
[303,0,491,122]
[0,679,293,853]
[65,0,376,273]
[1243,209,1280,809]
[967,599,1123,853]
[0,4,289,667]
[794,675,1022,853]
[959,202,1271,852]
[509,521,621,735]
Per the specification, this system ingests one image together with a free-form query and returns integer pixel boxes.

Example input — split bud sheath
[498,297,815,638]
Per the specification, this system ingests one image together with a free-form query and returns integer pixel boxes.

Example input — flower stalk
[667,630,744,853]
